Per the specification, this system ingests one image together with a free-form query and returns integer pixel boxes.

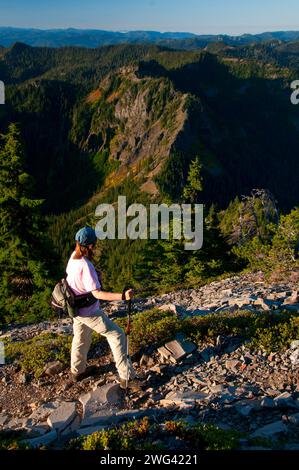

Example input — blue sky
[0,0,299,35]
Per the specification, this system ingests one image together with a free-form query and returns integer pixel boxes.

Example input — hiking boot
[71,365,98,383]
[119,377,144,392]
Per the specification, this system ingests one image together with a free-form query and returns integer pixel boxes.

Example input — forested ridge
[2,27,299,48]
[0,41,299,325]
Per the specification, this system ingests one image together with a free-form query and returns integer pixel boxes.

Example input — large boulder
[47,402,77,433]
[251,420,288,439]
[79,383,123,427]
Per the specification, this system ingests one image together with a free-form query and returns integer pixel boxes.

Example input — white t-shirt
[66,252,101,317]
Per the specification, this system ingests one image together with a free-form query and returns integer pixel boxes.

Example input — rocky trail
[0,272,299,450]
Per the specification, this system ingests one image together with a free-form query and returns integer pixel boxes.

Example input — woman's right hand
[125,289,134,300]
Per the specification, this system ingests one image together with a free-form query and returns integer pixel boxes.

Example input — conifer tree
[0,123,53,324]
[183,156,203,203]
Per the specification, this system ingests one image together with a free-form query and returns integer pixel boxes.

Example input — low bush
[118,307,299,355]
[183,310,299,352]
[116,309,181,354]
[0,430,29,450]
[164,420,241,450]
[5,333,72,378]
[5,307,298,379]
[4,330,104,378]
[68,417,241,451]
[69,417,158,451]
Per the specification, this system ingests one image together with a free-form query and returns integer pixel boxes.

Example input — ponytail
[74,241,94,260]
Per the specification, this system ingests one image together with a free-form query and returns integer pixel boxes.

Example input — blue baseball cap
[75,227,97,246]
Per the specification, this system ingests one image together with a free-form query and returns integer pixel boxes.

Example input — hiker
[66,226,142,391]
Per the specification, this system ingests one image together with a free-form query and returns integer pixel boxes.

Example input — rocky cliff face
[76,65,192,195]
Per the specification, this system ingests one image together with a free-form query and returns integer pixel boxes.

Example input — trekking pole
[125,296,132,392]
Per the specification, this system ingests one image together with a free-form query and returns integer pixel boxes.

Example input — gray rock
[157,346,175,363]
[44,361,66,377]
[199,348,213,362]
[192,309,210,316]
[47,402,77,433]
[157,304,181,316]
[190,375,207,386]
[1,376,8,385]
[215,305,238,314]
[80,383,122,427]
[114,408,160,423]
[164,337,196,362]
[202,303,218,310]
[79,408,163,431]
[228,297,251,308]
[17,372,31,384]
[221,289,233,296]
[261,397,275,408]
[283,290,299,305]
[81,410,116,427]
[235,404,253,417]
[288,412,299,425]
[291,340,299,350]
[21,430,57,449]
[29,402,60,422]
[80,383,121,409]
[251,420,288,439]
[225,360,241,370]
[92,378,106,390]
[283,304,299,312]
[140,354,154,368]
[61,415,81,437]
[160,390,208,408]
[25,424,50,437]
[290,349,299,366]
[274,392,296,408]
[0,413,8,426]
[210,384,226,394]
[253,298,271,311]
[6,418,25,429]
[235,398,261,414]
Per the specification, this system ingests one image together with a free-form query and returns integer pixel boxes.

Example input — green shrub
[116,309,181,354]
[182,310,299,353]
[115,307,299,356]
[69,418,155,451]
[165,420,241,450]
[69,418,241,451]
[5,333,72,378]
[0,430,29,450]
[4,330,105,378]
[251,315,299,352]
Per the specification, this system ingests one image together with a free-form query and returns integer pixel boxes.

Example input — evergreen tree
[183,156,203,203]
[0,123,53,324]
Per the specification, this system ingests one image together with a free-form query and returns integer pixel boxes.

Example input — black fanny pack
[51,278,97,318]
[73,290,98,309]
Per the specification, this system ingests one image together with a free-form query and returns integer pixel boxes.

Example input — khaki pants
[71,311,135,380]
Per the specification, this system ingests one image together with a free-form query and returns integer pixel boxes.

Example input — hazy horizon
[0,0,299,36]
[1,25,299,38]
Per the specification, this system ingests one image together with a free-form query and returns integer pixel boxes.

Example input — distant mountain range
[1,27,299,48]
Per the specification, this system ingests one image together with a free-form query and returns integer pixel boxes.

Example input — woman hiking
[67,226,142,392]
